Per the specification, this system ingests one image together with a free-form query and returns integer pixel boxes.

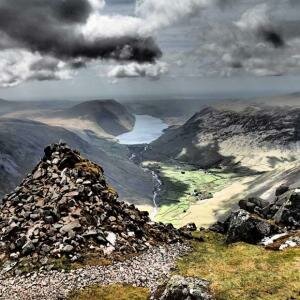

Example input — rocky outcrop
[225,210,279,244]
[211,185,299,247]
[238,186,300,230]
[153,275,213,300]
[0,143,187,272]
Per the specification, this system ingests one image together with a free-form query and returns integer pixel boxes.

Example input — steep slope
[0,118,153,205]
[144,105,300,171]
[56,99,135,136]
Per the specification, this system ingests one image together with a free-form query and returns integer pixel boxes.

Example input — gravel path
[0,243,190,300]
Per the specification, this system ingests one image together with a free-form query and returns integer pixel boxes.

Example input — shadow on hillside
[158,175,190,207]
[149,141,268,223]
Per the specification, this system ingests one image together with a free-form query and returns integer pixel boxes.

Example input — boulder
[226,209,279,244]
[275,185,289,196]
[153,275,213,300]
[273,191,300,229]
[209,222,228,234]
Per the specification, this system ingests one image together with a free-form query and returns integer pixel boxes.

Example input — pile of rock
[211,185,300,248]
[0,143,187,270]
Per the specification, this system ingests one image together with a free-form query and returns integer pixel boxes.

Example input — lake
[117,115,168,145]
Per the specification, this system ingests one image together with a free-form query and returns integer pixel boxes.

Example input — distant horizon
[1,74,300,102]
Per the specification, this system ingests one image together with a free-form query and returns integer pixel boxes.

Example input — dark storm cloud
[289,0,300,7]
[0,0,161,63]
[259,28,285,48]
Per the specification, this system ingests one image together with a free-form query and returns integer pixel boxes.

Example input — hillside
[144,105,300,171]
[136,104,300,227]
[0,118,153,205]
[56,100,136,137]
[2,99,136,139]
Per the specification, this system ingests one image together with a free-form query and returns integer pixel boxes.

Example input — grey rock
[226,209,278,244]
[153,275,213,300]
[62,245,74,253]
[22,241,35,255]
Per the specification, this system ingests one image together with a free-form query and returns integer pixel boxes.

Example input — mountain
[1,99,136,139]
[56,99,136,136]
[143,105,300,171]
[0,118,153,205]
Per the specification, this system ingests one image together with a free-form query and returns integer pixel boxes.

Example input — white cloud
[135,0,214,34]
[87,0,105,11]
[0,50,74,87]
[234,3,271,32]
[80,14,143,40]
[107,61,169,79]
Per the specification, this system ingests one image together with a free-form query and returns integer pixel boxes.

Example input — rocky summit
[0,143,185,271]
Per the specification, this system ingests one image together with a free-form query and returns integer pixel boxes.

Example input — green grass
[68,284,150,300]
[145,162,234,226]
[177,231,300,300]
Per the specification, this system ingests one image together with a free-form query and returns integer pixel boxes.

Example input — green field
[143,162,235,226]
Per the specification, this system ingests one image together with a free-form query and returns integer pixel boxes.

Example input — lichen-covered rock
[153,275,213,300]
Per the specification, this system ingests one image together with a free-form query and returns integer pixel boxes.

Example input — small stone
[22,241,35,255]
[9,253,19,260]
[44,216,54,224]
[65,191,79,198]
[52,158,60,165]
[30,214,39,220]
[108,216,117,222]
[106,232,117,246]
[62,245,74,253]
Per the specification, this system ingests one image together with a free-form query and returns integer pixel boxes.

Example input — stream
[118,114,168,220]
[150,170,162,220]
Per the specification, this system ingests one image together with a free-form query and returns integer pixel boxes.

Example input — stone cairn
[0,143,186,268]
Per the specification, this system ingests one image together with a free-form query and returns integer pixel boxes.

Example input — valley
[1,95,300,229]
[0,95,299,300]
[125,95,300,228]
[1,2,300,298]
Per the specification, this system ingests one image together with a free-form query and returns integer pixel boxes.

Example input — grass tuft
[177,231,300,300]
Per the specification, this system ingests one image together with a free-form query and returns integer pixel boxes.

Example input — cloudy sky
[0,0,300,101]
